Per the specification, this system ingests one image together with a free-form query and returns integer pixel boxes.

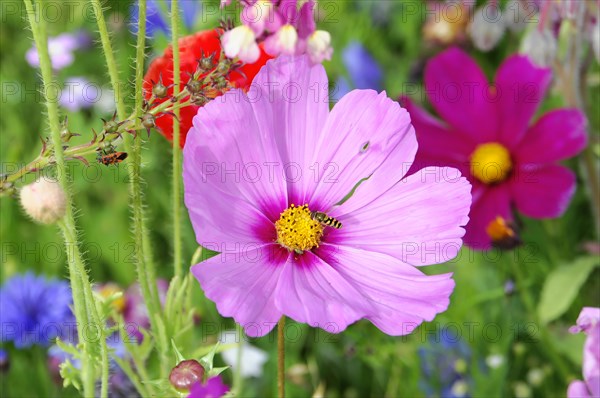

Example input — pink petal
[510,164,576,218]
[463,185,512,250]
[184,86,288,221]
[401,96,475,174]
[191,244,287,337]
[330,167,471,265]
[424,47,497,143]
[515,109,588,164]
[567,380,591,398]
[308,89,417,210]
[247,55,329,205]
[495,55,552,148]
[273,250,373,331]
[319,244,455,336]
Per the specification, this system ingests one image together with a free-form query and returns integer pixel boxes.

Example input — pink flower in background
[568,307,600,398]
[26,31,90,70]
[123,279,169,341]
[183,55,471,337]
[402,47,587,250]
[188,376,229,398]
[221,0,332,64]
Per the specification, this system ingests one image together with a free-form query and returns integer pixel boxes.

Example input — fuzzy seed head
[20,178,67,224]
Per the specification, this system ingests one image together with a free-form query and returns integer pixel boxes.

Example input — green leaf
[538,256,599,324]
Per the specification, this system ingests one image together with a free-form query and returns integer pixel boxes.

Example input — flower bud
[20,178,67,224]
[306,30,333,64]
[520,28,557,67]
[152,81,169,98]
[169,359,205,393]
[469,6,506,52]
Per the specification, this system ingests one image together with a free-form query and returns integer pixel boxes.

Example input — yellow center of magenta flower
[470,142,513,184]
[275,204,323,253]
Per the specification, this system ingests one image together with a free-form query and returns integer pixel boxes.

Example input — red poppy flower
[143,29,271,148]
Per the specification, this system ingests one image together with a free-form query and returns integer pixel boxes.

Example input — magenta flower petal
[274,250,373,330]
[495,55,552,148]
[191,245,286,337]
[308,89,417,210]
[463,186,512,250]
[401,96,474,173]
[424,47,497,142]
[246,56,329,205]
[331,167,471,266]
[186,94,288,221]
[320,245,455,336]
[515,109,588,164]
[510,164,576,218]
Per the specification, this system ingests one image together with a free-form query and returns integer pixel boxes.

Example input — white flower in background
[469,6,506,52]
[485,354,505,369]
[306,30,333,64]
[20,178,67,224]
[520,28,557,67]
[221,25,260,63]
[504,0,536,32]
[219,331,268,378]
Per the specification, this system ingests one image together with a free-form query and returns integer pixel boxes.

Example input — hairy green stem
[24,1,108,396]
[171,0,183,279]
[92,0,168,379]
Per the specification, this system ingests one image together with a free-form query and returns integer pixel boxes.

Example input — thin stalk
[277,317,286,398]
[231,324,244,395]
[171,0,183,278]
[92,0,169,377]
[24,1,108,396]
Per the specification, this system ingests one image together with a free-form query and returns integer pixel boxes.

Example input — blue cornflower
[333,41,383,101]
[130,0,202,38]
[419,327,472,398]
[0,272,73,349]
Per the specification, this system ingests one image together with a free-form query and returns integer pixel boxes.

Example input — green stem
[24,1,108,396]
[232,324,244,395]
[92,0,168,379]
[508,256,571,381]
[171,0,183,278]
[277,317,286,398]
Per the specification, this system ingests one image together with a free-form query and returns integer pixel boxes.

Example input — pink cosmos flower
[568,307,600,398]
[402,47,587,250]
[183,55,472,337]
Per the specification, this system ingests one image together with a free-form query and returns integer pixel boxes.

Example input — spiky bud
[191,93,209,106]
[216,58,232,75]
[169,359,205,393]
[213,76,228,90]
[20,178,67,224]
[141,113,156,130]
[186,79,203,95]
[152,81,169,98]
[198,55,216,72]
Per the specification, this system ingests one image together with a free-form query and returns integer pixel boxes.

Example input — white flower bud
[20,178,67,224]
[520,28,557,67]
[469,6,506,52]
[221,25,260,64]
[306,30,333,64]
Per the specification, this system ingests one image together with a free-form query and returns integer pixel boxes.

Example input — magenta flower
[188,376,229,398]
[183,55,471,337]
[568,307,600,398]
[402,47,587,249]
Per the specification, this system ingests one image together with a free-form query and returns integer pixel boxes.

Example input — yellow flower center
[275,204,323,253]
[470,142,513,184]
